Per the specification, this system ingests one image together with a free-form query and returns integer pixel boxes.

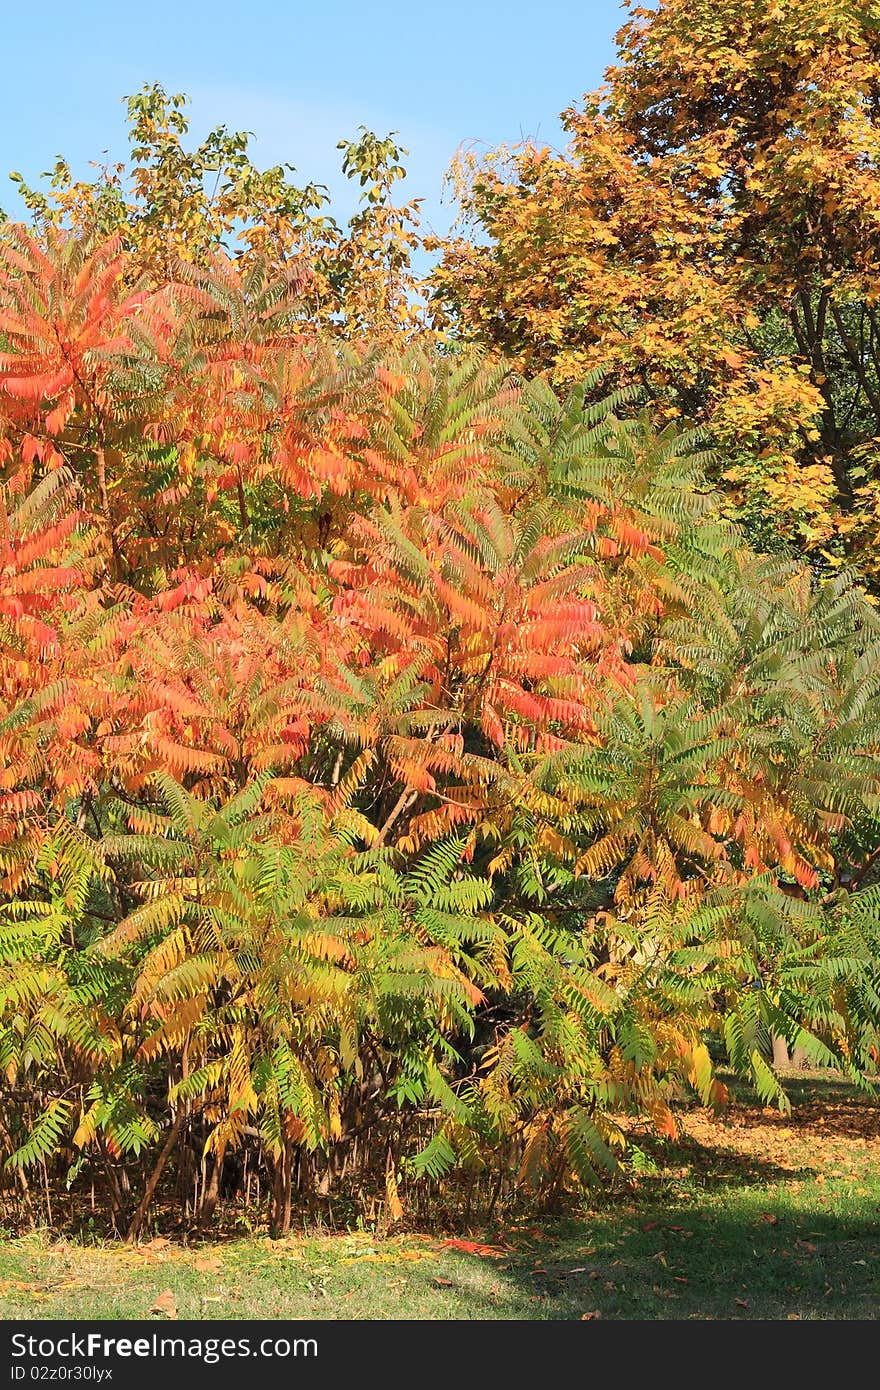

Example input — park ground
[1,1074,878,1321]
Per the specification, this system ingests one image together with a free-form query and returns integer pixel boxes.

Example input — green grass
[2,1074,879,1320]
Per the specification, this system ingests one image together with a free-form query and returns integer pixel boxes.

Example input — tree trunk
[771,1034,791,1069]
[198,1143,226,1228]
[269,1142,293,1237]
[772,1035,809,1070]
[127,1110,184,1241]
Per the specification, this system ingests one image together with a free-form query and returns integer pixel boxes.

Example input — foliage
[433,0,880,571]
[1,208,880,1238]
[5,83,430,341]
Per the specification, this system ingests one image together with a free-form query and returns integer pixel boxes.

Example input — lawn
[1,1074,878,1321]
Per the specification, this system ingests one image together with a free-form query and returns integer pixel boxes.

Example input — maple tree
[433,0,880,572]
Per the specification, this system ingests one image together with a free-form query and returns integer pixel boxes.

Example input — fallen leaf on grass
[0,1280,40,1295]
[581,1311,602,1320]
[132,1239,176,1266]
[341,1250,429,1266]
[136,1239,173,1262]
[735,1298,750,1309]
[193,1257,223,1274]
[149,1289,178,1320]
[441,1239,507,1259]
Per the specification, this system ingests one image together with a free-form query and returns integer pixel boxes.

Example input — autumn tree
[433,0,880,571]
[5,82,431,341]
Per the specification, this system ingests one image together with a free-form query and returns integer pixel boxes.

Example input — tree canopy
[434,0,880,571]
[4,5,880,1236]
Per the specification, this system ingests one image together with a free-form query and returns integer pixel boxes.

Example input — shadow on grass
[442,1197,880,1320]
[629,1138,815,1193]
[439,1076,880,1319]
[720,1069,879,1136]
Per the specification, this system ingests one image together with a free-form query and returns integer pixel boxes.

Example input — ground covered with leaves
[1,1076,877,1321]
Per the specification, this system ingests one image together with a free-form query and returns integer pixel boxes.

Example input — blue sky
[1,0,624,234]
